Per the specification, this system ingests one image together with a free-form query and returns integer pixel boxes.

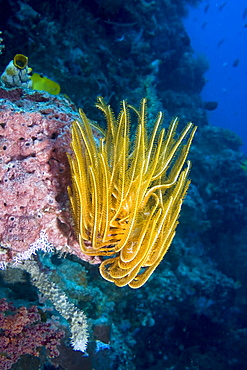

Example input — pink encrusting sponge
[0,87,99,267]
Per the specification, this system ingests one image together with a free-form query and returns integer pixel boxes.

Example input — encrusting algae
[67,97,197,288]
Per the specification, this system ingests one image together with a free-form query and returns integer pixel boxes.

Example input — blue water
[184,0,247,153]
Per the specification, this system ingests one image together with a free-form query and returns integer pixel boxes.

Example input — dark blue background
[184,0,247,153]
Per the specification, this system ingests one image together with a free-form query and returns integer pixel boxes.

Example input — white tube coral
[19,259,88,352]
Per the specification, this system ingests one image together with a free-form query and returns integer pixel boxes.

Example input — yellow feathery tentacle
[67,98,197,288]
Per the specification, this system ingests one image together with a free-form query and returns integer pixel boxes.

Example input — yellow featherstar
[67,97,197,288]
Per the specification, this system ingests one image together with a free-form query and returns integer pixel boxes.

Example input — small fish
[116,35,125,42]
[202,21,207,29]
[204,4,210,13]
[203,101,218,111]
[242,7,247,19]
[232,59,240,67]
[217,38,225,48]
[31,73,60,95]
[218,2,227,11]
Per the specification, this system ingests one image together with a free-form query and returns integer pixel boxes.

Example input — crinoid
[67,97,197,288]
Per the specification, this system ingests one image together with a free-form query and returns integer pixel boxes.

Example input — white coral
[0,31,4,54]
[19,259,88,353]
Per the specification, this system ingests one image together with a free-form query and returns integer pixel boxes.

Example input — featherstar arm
[67,97,197,288]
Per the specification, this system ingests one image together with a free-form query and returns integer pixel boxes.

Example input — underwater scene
[0,0,246,369]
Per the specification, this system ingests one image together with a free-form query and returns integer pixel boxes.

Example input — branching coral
[67,97,197,288]
[0,298,64,370]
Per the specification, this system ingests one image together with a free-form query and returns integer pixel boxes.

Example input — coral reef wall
[0,0,206,124]
[1,0,247,369]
